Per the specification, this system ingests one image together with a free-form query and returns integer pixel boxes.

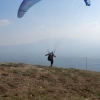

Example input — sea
[0,54,100,72]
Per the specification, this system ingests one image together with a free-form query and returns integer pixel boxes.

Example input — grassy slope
[0,63,100,100]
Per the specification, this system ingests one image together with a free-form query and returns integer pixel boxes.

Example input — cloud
[40,26,45,29]
[0,19,11,27]
[63,22,100,40]
[38,22,100,41]
[0,22,100,46]
[79,22,100,32]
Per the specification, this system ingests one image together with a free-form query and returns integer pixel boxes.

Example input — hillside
[0,63,100,100]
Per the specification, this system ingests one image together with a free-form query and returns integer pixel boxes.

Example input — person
[45,51,56,67]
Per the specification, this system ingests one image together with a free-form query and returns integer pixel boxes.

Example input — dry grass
[0,63,100,100]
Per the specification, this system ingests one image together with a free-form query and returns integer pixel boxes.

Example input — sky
[0,0,100,67]
[0,0,100,45]
[0,0,100,57]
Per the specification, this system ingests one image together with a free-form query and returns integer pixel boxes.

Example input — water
[0,54,100,72]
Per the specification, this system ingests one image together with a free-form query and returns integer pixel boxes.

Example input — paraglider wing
[18,0,41,18]
[84,0,91,6]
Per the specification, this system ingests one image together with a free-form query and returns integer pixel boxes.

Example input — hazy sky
[0,0,100,46]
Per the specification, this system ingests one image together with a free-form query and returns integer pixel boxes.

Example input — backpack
[48,55,51,61]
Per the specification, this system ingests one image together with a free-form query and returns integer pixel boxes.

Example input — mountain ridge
[0,62,100,100]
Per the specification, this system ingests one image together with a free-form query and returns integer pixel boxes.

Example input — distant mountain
[0,37,100,57]
[0,38,100,71]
